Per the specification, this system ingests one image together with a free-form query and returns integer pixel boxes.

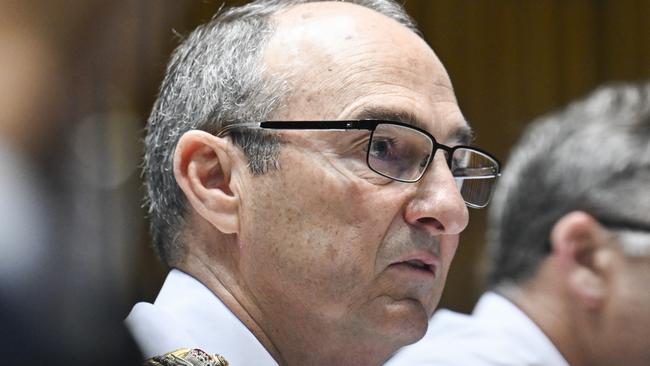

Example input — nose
[404,153,470,236]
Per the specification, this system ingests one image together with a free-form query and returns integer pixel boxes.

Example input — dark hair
[143,0,420,265]
[487,82,650,287]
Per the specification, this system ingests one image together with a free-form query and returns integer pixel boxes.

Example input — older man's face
[234,2,469,354]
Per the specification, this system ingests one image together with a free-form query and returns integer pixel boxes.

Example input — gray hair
[487,82,650,287]
[143,0,420,265]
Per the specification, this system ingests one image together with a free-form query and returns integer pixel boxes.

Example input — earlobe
[551,211,609,310]
[174,130,240,234]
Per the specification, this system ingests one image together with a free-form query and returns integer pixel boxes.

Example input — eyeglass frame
[216,119,501,206]
[595,216,650,233]
[595,215,650,256]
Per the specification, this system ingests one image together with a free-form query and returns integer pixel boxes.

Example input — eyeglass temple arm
[260,120,377,130]
[216,122,261,137]
[453,166,501,179]
[217,120,376,137]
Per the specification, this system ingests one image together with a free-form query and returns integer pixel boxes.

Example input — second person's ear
[550,211,612,310]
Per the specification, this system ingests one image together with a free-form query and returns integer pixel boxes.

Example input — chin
[376,298,430,344]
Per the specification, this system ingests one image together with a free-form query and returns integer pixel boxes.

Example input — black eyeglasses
[596,216,650,233]
[596,216,650,257]
[216,120,501,208]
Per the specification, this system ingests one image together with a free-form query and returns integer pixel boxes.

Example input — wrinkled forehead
[263,2,468,143]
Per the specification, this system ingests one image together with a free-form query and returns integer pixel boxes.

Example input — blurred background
[0,0,648,362]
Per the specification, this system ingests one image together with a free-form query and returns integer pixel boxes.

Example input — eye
[369,137,398,161]
[418,154,430,169]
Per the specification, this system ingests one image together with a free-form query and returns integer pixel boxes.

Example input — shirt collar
[127,269,277,365]
[474,292,569,366]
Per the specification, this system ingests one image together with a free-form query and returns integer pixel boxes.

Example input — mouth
[389,254,439,277]
[402,259,434,273]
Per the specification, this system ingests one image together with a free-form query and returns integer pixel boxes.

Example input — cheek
[237,154,400,306]
[440,236,460,273]
[434,234,462,279]
[598,267,650,359]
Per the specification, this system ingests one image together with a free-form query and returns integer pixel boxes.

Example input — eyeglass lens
[368,123,433,182]
[452,148,498,208]
[368,123,498,207]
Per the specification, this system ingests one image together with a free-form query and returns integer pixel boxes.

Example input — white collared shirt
[385,292,569,366]
[125,269,278,365]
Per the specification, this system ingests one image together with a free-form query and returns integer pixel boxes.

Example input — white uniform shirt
[385,292,569,366]
[125,269,278,365]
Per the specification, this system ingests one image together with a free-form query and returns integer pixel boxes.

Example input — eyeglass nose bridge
[406,142,455,184]
[430,143,455,172]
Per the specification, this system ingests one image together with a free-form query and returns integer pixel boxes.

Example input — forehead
[264,2,469,142]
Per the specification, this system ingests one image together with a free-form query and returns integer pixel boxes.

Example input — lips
[404,259,433,272]
[390,252,439,277]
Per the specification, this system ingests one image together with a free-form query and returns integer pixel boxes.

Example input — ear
[550,211,611,310]
[173,130,240,234]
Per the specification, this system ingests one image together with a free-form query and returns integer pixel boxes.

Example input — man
[386,82,650,366]
[126,1,500,365]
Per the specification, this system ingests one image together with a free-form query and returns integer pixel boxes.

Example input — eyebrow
[353,106,424,129]
[450,124,475,146]
[352,106,475,145]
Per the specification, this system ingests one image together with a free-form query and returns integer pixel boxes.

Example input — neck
[180,251,285,364]
[180,251,394,366]
[497,278,592,366]
[269,323,394,366]
[178,218,401,366]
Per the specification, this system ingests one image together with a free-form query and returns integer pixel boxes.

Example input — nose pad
[404,154,470,236]
[437,148,452,170]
